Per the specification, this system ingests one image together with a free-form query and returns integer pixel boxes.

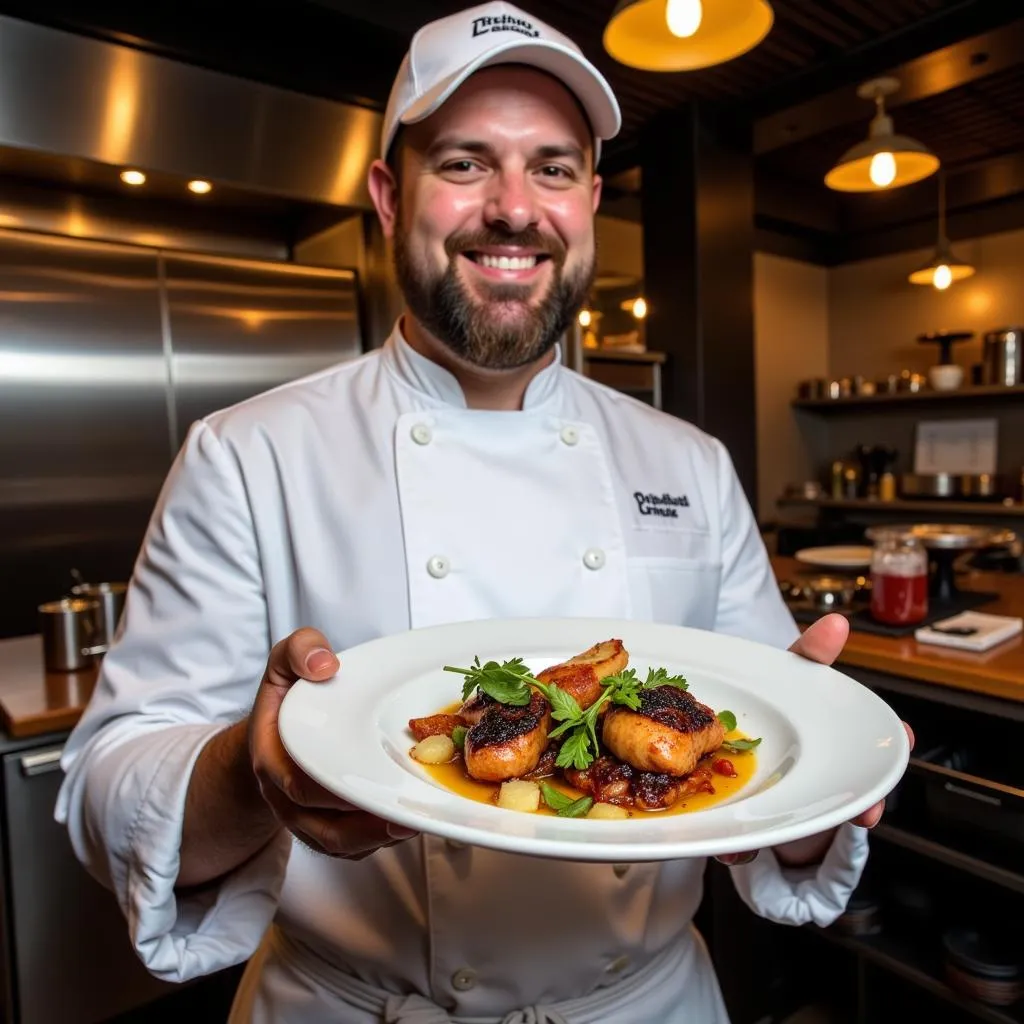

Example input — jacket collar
[381,320,564,412]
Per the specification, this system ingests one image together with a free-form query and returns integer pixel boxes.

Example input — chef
[56,4,902,1022]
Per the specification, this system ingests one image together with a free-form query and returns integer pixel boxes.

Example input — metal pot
[70,581,126,647]
[38,598,105,672]
[900,473,959,499]
[982,327,1023,387]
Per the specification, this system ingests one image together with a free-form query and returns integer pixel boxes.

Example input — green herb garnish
[539,782,593,818]
[444,657,533,705]
[451,725,467,750]
[717,709,761,753]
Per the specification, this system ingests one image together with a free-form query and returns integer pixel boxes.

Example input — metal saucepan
[38,598,106,672]
[70,581,127,648]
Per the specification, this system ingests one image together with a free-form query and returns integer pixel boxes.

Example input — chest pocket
[626,530,722,628]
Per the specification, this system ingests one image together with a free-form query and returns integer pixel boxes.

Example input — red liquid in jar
[871,572,928,625]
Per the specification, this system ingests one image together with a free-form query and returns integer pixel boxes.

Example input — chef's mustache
[445,227,566,266]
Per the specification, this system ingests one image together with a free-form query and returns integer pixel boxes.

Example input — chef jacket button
[560,424,580,446]
[410,422,433,445]
[583,547,606,571]
[451,967,477,991]
[605,955,631,975]
[613,864,630,878]
[427,556,450,579]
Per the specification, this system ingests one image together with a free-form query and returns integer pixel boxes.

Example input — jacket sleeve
[707,440,869,924]
[55,419,292,983]
[728,824,869,927]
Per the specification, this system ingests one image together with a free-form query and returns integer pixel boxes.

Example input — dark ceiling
[0,0,1021,261]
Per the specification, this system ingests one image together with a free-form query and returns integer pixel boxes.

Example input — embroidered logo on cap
[471,14,541,38]
[634,492,689,518]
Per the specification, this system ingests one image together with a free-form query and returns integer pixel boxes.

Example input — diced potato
[587,802,629,820]
[412,734,455,765]
[497,779,541,813]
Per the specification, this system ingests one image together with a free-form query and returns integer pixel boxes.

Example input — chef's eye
[539,165,572,179]
[442,159,482,175]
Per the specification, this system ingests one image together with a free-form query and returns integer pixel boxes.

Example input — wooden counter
[0,635,97,738]
[773,555,1024,704]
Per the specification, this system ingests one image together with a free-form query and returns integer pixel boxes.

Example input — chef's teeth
[477,254,538,270]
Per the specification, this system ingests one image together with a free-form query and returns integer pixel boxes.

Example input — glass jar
[870,533,929,626]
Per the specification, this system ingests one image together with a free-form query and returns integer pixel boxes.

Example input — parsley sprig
[717,710,762,753]
[443,658,690,770]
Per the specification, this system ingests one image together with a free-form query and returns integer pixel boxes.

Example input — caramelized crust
[536,639,629,711]
[602,687,726,776]
[464,692,551,782]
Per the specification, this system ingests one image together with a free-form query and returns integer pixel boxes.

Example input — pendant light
[603,0,774,72]
[908,172,975,290]
[825,78,939,192]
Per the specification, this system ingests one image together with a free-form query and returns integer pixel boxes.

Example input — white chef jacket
[56,323,869,1024]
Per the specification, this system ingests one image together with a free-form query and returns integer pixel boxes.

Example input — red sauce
[871,571,928,625]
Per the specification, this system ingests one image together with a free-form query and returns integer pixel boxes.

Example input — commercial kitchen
[0,1,1022,1022]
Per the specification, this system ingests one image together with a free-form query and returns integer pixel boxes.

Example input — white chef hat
[380,1,622,164]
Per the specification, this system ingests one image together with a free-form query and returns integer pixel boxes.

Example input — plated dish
[278,617,910,861]
[407,639,761,820]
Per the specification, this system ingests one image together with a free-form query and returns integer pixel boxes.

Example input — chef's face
[370,66,602,370]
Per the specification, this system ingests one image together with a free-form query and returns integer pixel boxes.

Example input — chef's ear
[368,159,400,240]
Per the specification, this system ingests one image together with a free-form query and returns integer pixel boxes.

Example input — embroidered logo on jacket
[471,14,541,37]
[634,492,689,518]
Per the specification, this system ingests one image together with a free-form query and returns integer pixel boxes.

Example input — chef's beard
[393,223,594,370]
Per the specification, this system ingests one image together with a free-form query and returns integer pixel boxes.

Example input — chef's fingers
[249,627,341,807]
[262,760,359,812]
[264,627,339,693]
[714,851,758,866]
[788,613,850,666]
[850,799,885,829]
[286,808,418,860]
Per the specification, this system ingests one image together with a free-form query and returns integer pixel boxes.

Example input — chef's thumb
[264,627,339,693]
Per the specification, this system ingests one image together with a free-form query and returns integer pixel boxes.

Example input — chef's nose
[483,171,540,235]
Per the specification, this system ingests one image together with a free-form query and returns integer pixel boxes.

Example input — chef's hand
[250,627,418,859]
[715,613,914,868]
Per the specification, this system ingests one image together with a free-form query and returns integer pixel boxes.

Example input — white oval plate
[279,617,909,862]
[795,545,874,569]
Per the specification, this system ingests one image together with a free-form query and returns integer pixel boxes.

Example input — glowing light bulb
[933,264,952,291]
[666,0,702,38]
[578,309,592,327]
[632,297,648,320]
[869,151,896,188]
[120,169,146,186]
[188,179,213,194]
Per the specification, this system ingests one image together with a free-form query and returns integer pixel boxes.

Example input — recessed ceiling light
[188,180,212,194]
[120,169,146,186]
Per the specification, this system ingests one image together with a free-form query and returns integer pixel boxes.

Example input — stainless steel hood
[0,14,381,210]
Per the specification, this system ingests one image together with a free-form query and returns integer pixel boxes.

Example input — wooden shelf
[873,823,1024,896]
[777,496,1024,517]
[792,384,1024,412]
[811,927,1024,1024]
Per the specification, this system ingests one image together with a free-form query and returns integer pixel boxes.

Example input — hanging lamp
[908,172,975,290]
[825,77,939,192]
[603,0,773,72]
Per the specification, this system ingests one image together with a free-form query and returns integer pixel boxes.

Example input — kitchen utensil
[70,582,126,648]
[38,598,104,672]
[942,926,1023,1006]
[918,329,973,367]
[928,364,963,390]
[982,327,1023,387]
[900,472,957,499]
[794,546,873,571]
[802,576,859,612]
